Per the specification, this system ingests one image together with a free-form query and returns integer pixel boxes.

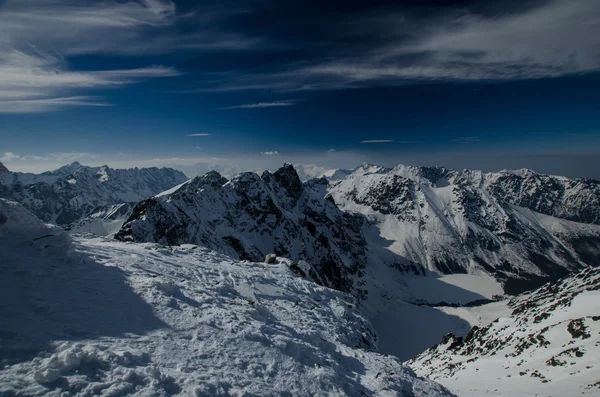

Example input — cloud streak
[452,136,484,143]
[360,140,394,144]
[0,49,180,113]
[221,100,298,109]
[0,0,260,56]
[0,0,260,113]
[0,151,94,163]
[201,0,600,92]
[187,133,211,137]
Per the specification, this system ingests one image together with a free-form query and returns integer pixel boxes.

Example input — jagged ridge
[116,164,423,295]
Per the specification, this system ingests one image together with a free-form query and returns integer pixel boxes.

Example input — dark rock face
[116,165,421,295]
[0,162,9,176]
[0,162,188,227]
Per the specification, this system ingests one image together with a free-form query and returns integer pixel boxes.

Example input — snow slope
[407,267,600,396]
[0,162,187,226]
[329,164,600,293]
[0,199,452,397]
[68,203,135,236]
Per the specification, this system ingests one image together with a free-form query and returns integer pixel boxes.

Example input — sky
[1,0,600,178]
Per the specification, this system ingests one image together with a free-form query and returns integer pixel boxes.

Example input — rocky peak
[272,163,303,199]
[189,170,227,190]
[50,161,83,176]
[0,162,9,176]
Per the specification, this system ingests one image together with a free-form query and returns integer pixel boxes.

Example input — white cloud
[0,49,180,113]
[0,152,21,161]
[360,140,394,143]
[203,0,600,91]
[0,0,260,113]
[328,0,600,81]
[260,151,280,155]
[222,100,297,110]
[0,151,94,163]
[0,0,257,56]
[187,133,211,137]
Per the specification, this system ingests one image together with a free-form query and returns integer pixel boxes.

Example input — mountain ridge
[0,162,188,227]
[328,163,600,293]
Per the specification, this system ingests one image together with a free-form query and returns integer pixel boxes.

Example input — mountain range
[329,164,600,293]
[116,162,600,295]
[2,160,599,396]
[0,161,187,227]
[115,164,422,296]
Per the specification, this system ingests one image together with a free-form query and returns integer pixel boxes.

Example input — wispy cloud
[452,136,484,143]
[187,133,211,137]
[0,0,260,56]
[0,151,94,163]
[0,96,113,114]
[201,0,600,92]
[221,100,298,110]
[0,50,180,113]
[260,151,280,155]
[360,140,394,144]
[0,0,260,113]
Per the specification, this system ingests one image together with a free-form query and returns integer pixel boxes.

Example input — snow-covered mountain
[177,162,346,182]
[69,203,135,236]
[329,164,600,293]
[0,162,9,177]
[0,199,452,397]
[407,266,600,396]
[116,164,423,296]
[456,168,600,225]
[0,162,187,227]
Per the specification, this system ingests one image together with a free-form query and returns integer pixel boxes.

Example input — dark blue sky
[1,0,599,177]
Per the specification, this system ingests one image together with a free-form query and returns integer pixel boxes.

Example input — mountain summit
[0,162,9,176]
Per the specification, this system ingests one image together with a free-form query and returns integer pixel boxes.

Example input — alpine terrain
[328,164,600,294]
[0,198,453,397]
[408,267,600,396]
[0,161,187,230]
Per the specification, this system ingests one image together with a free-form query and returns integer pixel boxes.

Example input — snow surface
[408,267,600,396]
[0,199,452,397]
[68,203,134,237]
